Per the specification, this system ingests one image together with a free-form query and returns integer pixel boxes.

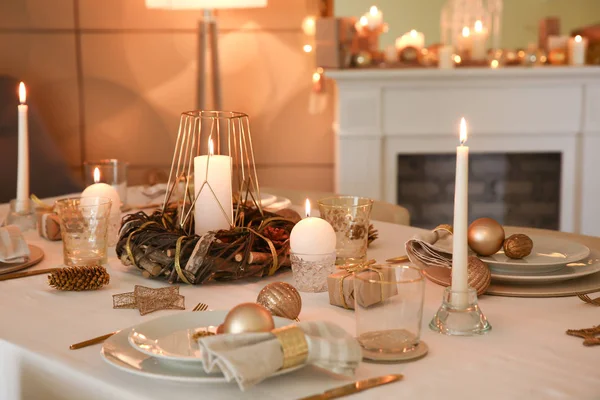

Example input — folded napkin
[0,225,30,264]
[198,321,362,391]
[405,224,455,269]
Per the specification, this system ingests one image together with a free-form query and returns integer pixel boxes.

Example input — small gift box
[327,265,398,310]
[37,211,61,241]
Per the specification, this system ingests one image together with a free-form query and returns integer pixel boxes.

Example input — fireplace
[328,67,600,235]
[397,153,561,229]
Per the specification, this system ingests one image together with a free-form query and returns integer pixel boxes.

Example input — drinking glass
[318,196,373,265]
[290,251,336,292]
[84,159,128,206]
[354,264,425,355]
[55,197,112,266]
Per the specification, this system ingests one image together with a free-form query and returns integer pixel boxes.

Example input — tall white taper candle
[451,117,469,303]
[17,82,29,212]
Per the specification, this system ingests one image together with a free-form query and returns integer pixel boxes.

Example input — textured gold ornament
[468,218,505,256]
[256,282,302,320]
[222,303,275,334]
[504,234,533,259]
[468,256,491,296]
[48,265,110,291]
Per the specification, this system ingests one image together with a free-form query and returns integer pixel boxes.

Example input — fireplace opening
[397,153,561,230]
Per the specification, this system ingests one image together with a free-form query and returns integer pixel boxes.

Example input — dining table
[1,189,599,400]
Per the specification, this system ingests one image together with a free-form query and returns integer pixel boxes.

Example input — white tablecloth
[1,196,599,399]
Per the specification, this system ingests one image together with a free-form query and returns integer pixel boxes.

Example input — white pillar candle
[194,139,233,236]
[365,6,383,30]
[438,45,454,69]
[82,168,121,211]
[458,26,472,57]
[16,82,29,212]
[569,35,587,66]
[290,199,336,261]
[471,20,487,61]
[451,118,469,303]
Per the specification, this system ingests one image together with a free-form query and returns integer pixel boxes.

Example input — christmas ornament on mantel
[116,111,298,285]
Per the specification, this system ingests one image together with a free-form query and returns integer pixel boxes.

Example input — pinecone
[48,266,110,291]
[368,224,379,246]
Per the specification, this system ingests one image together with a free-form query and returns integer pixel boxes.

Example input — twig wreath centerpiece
[116,111,298,284]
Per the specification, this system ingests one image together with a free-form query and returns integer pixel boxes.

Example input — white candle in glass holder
[16,82,29,212]
[451,118,469,305]
[82,168,121,213]
[471,20,487,61]
[395,29,425,51]
[194,139,233,236]
[290,199,336,261]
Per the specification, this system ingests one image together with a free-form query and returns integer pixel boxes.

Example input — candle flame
[209,139,214,156]
[312,71,321,83]
[460,117,467,145]
[453,54,462,64]
[369,5,378,16]
[303,44,312,53]
[474,20,483,33]
[305,198,311,218]
[360,16,368,26]
[462,26,470,38]
[18,82,26,104]
[93,167,100,183]
[490,59,499,68]
[575,35,582,43]
[410,29,417,38]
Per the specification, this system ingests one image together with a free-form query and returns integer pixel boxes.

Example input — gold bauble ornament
[468,218,505,256]
[222,303,275,334]
[256,282,302,320]
[467,256,491,295]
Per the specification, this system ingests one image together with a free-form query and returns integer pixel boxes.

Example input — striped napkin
[197,321,362,391]
[0,225,30,264]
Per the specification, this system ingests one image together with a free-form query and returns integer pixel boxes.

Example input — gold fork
[69,302,210,350]
[578,293,600,306]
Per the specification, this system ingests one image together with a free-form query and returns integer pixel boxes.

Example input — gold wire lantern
[162,111,262,236]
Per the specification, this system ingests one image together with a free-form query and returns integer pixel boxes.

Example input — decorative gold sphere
[468,256,491,295]
[468,218,505,256]
[222,303,274,334]
[257,282,302,320]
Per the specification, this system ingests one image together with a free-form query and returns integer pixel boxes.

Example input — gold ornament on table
[468,217,505,256]
[467,256,491,295]
[503,234,533,259]
[113,285,185,316]
[256,282,302,321]
[222,303,275,334]
[48,265,109,291]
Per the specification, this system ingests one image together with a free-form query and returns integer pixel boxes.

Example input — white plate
[102,311,302,382]
[490,249,600,284]
[480,235,590,274]
[259,193,277,207]
[264,197,292,212]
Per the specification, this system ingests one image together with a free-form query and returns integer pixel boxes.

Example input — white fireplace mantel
[327,66,600,235]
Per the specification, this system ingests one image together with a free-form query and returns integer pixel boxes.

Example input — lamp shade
[145,0,267,9]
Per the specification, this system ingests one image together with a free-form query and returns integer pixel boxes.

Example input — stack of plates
[423,234,600,297]
[101,311,301,382]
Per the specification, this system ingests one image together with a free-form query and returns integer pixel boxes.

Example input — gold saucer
[362,341,428,363]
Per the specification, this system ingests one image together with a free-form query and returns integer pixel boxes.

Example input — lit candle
[365,6,383,30]
[16,82,29,212]
[82,168,121,211]
[458,26,472,58]
[395,29,425,51]
[194,139,233,236]
[471,20,487,61]
[290,199,336,261]
[438,45,454,69]
[451,118,469,302]
[569,35,587,66]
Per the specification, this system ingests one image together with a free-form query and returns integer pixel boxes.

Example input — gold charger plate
[0,245,45,275]
[422,266,600,298]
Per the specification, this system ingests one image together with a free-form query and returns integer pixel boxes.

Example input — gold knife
[298,374,404,400]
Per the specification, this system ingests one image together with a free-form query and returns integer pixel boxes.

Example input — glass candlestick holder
[429,287,491,336]
[290,251,336,292]
[6,199,36,232]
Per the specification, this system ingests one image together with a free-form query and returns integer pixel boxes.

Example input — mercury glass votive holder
[290,251,336,292]
[318,196,374,265]
[55,197,112,266]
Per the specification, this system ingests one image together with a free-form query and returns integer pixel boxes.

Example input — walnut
[503,234,533,259]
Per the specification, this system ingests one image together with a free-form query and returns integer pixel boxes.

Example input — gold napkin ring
[272,325,308,370]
